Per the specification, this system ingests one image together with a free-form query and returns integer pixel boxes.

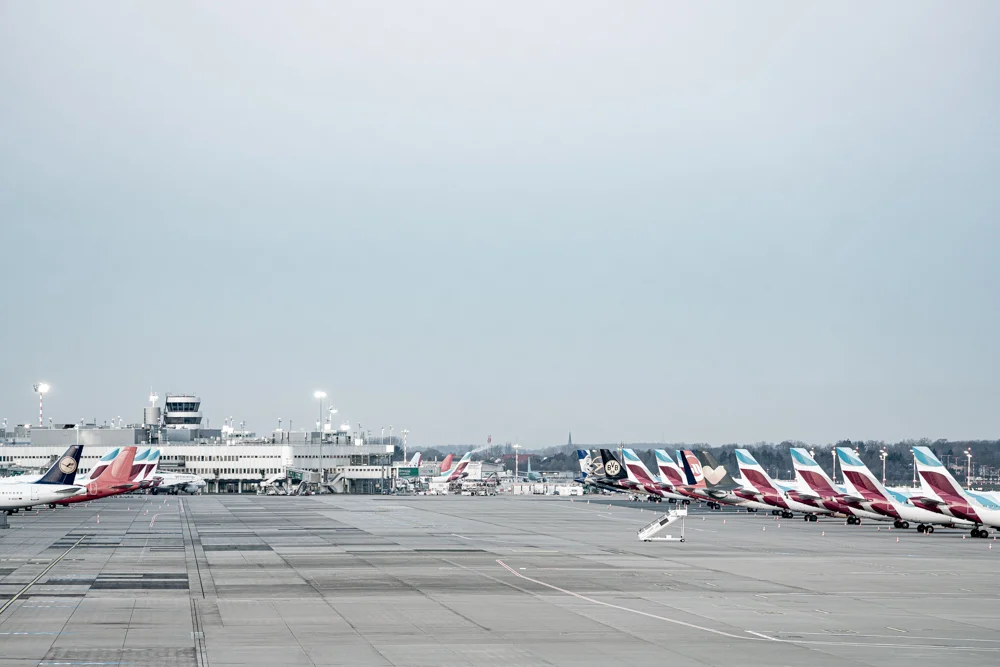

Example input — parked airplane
[153,471,207,495]
[134,449,162,489]
[407,452,422,467]
[0,445,84,514]
[57,446,139,505]
[678,450,773,512]
[620,449,689,502]
[437,454,454,476]
[582,449,633,493]
[733,449,837,521]
[523,457,545,482]
[910,446,999,538]
[788,448,888,525]
[432,452,472,483]
[574,449,592,484]
[836,447,972,533]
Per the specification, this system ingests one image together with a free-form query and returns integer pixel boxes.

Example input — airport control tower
[163,394,202,429]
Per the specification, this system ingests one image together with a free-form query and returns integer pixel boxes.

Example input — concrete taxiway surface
[1,494,998,666]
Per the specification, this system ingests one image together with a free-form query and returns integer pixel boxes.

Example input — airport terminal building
[0,393,399,494]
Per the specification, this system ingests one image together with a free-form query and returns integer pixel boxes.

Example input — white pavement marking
[493,558,1000,653]
[0,534,86,617]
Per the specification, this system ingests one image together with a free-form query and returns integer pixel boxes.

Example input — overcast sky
[2,2,998,448]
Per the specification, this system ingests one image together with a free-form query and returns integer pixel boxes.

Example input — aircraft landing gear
[972,527,989,538]
[48,503,56,509]
[781,511,794,519]
[771,509,782,516]
[899,521,910,529]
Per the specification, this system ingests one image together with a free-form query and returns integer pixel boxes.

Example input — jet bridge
[637,507,687,542]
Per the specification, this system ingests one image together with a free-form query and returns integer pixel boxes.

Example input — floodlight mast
[314,391,327,485]
[33,383,50,427]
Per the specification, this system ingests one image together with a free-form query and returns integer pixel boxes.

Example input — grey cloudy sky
[2,2,998,448]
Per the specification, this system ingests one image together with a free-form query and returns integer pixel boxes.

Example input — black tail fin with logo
[599,449,627,481]
[37,445,83,485]
[691,450,739,489]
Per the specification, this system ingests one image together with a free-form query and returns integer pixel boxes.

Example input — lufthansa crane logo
[605,460,621,476]
[58,456,78,474]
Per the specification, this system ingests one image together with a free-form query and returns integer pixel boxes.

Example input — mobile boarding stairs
[637,506,687,542]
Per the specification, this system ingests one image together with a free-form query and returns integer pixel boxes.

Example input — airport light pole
[314,391,327,484]
[381,427,385,446]
[880,447,888,485]
[965,448,972,483]
[33,383,50,427]
[513,443,521,481]
[402,429,409,463]
[831,449,837,484]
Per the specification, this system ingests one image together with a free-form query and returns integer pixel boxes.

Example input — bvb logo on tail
[605,460,621,476]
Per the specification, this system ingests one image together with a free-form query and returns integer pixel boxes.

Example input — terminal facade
[0,393,398,494]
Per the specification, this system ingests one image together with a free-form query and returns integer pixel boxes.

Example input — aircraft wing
[909,495,948,506]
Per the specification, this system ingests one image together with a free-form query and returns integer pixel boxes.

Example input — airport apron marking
[494,559,1000,652]
[0,534,86,617]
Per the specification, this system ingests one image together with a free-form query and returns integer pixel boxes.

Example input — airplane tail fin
[912,446,967,500]
[653,449,686,486]
[86,447,122,482]
[576,450,592,478]
[408,452,422,467]
[790,447,838,495]
[691,450,739,489]
[37,445,83,485]
[836,447,894,503]
[129,448,150,481]
[621,449,656,484]
[598,449,627,481]
[589,450,604,477]
[439,454,454,474]
[107,447,138,481]
[734,449,780,493]
[143,449,161,481]
[447,452,472,481]
[680,451,706,486]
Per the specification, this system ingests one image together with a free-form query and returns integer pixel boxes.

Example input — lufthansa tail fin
[37,445,83,485]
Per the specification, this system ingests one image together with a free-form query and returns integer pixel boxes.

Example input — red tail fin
[106,447,138,482]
